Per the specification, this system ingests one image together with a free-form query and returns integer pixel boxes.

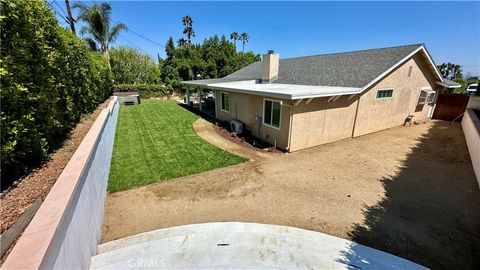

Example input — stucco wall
[212,52,440,152]
[353,53,438,137]
[3,98,119,270]
[467,96,480,109]
[289,96,358,151]
[461,109,480,187]
[215,90,291,150]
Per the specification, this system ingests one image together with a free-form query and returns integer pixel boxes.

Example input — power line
[118,33,148,54]
[48,2,164,52]
[52,0,68,18]
[110,18,165,48]
[47,1,69,24]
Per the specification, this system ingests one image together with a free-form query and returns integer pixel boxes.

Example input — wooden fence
[432,93,470,121]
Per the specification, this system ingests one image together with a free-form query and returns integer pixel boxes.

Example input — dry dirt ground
[102,119,480,269]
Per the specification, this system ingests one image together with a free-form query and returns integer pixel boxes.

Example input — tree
[73,2,127,61]
[437,62,463,80]
[240,32,249,53]
[182,15,195,45]
[161,37,181,91]
[230,32,239,49]
[177,38,187,47]
[110,47,160,84]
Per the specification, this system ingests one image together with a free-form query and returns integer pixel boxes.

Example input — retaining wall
[462,108,480,188]
[3,97,119,269]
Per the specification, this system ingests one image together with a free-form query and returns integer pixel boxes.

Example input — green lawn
[108,100,247,192]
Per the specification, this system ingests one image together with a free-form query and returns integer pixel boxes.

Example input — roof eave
[436,81,461,88]
[359,45,444,93]
[206,84,294,100]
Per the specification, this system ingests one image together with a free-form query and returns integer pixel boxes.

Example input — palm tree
[182,15,195,45]
[230,32,239,49]
[240,32,249,53]
[73,2,127,62]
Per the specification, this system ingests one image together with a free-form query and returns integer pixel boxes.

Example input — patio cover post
[186,88,190,105]
[199,89,203,111]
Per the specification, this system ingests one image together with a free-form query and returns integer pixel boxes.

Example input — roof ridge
[279,43,424,61]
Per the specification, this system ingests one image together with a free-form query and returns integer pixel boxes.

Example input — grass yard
[108,100,247,192]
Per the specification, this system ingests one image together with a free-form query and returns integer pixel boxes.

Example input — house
[183,44,446,152]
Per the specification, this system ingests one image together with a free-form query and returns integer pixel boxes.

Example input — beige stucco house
[183,44,449,152]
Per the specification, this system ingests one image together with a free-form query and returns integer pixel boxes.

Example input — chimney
[261,50,279,83]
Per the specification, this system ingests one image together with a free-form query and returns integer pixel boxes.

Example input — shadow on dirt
[344,121,480,269]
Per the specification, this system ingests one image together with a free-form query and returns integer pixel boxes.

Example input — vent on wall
[408,66,413,77]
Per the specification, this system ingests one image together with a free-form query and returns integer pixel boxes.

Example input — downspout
[351,96,361,138]
[283,103,294,152]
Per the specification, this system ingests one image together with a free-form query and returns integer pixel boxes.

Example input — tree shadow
[345,121,480,269]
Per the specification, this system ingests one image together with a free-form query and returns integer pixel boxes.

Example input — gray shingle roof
[186,44,424,88]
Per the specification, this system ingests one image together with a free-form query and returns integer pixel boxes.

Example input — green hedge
[114,84,167,99]
[0,0,113,190]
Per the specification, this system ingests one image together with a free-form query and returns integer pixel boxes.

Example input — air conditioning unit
[230,120,244,135]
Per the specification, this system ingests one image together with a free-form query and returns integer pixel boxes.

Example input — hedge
[0,0,113,190]
[114,84,167,99]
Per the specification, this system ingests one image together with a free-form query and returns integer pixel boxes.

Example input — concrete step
[91,222,427,269]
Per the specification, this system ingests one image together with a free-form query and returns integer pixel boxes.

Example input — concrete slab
[91,222,426,269]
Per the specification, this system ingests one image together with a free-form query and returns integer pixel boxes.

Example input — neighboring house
[183,44,446,152]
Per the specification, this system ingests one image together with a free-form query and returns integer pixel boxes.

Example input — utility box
[118,94,140,106]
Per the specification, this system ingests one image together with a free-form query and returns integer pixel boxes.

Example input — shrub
[0,0,113,190]
[114,84,167,99]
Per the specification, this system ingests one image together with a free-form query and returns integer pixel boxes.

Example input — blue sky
[58,1,480,76]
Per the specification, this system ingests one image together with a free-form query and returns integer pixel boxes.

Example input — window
[416,89,435,112]
[417,89,435,105]
[220,92,230,112]
[376,89,394,99]
[263,99,281,129]
[426,92,435,103]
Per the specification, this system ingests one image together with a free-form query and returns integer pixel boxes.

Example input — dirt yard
[102,119,480,269]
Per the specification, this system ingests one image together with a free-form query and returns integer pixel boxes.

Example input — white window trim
[375,88,394,100]
[418,88,436,105]
[220,92,230,113]
[262,98,282,130]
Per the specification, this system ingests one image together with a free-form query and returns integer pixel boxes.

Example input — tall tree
[177,38,187,47]
[182,15,195,45]
[240,32,249,53]
[230,32,239,49]
[73,2,127,61]
[437,62,463,80]
[109,47,160,84]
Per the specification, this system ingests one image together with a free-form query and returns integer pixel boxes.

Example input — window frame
[375,88,394,100]
[262,98,282,130]
[418,88,436,105]
[220,92,230,113]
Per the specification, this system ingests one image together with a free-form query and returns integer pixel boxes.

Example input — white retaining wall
[52,99,119,268]
[462,96,480,187]
[3,98,119,269]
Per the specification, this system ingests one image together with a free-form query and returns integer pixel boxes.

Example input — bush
[114,84,167,99]
[0,0,113,190]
